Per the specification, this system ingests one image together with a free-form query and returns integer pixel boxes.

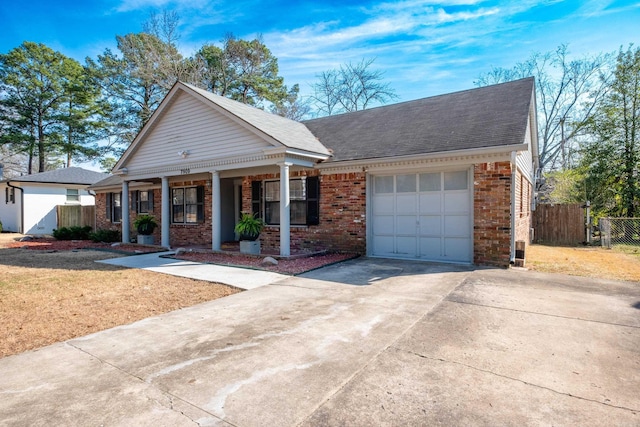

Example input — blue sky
[1,0,639,103]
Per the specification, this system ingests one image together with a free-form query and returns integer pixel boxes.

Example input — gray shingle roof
[7,167,109,185]
[182,83,331,157]
[303,77,535,162]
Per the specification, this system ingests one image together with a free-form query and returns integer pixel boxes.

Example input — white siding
[0,183,20,232]
[516,117,534,181]
[126,92,273,171]
[0,184,95,235]
[23,185,68,235]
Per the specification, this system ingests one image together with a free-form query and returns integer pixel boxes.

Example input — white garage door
[371,170,472,263]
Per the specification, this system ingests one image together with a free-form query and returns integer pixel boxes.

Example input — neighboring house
[90,78,538,266]
[0,167,109,235]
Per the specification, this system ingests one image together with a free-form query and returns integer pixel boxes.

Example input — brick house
[90,77,538,266]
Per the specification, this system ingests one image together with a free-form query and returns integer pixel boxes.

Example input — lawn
[0,235,241,358]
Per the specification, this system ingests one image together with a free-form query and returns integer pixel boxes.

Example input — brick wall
[94,182,211,247]
[93,163,523,265]
[242,170,366,253]
[473,162,512,267]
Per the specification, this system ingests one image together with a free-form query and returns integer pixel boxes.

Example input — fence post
[600,218,610,248]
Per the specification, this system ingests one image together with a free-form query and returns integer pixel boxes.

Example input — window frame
[252,176,319,226]
[106,192,122,223]
[171,186,204,224]
[5,187,15,204]
[66,188,80,204]
[132,189,153,214]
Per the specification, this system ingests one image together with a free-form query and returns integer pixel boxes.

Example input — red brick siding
[167,180,211,247]
[473,162,512,267]
[95,189,163,243]
[95,182,210,247]
[93,162,519,265]
[242,171,366,253]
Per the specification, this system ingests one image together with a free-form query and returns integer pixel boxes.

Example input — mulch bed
[172,251,359,275]
[3,237,165,254]
[3,237,359,275]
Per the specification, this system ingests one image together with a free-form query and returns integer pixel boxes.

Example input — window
[5,187,15,204]
[253,177,319,226]
[172,186,204,224]
[106,192,122,223]
[443,170,468,190]
[132,190,153,214]
[66,189,79,203]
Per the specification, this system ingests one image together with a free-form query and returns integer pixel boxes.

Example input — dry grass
[0,234,240,358]
[527,244,640,282]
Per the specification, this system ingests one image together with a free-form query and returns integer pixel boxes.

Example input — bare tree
[312,58,398,116]
[476,44,612,171]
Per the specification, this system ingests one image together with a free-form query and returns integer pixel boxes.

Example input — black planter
[239,233,259,241]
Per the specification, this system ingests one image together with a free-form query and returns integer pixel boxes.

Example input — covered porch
[118,159,322,257]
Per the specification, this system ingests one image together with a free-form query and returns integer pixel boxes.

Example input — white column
[121,180,130,243]
[279,162,291,257]
[161,176,170,248]
[211,171,221,251]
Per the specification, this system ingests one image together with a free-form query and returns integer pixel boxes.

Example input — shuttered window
[172,186,204,224]
[252,176,319,226]
[132,190,154,214]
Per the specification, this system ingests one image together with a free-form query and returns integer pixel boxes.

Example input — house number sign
[180,168,191,175]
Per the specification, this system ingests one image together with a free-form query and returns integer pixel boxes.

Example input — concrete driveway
[0,258,638,426]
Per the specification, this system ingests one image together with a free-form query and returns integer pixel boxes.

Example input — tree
[190,34,290,109]
[476,45,612,171]
[582,45,640,218]
[0,42,90,173]
[311,58,398,116]
[270,84,312,120]
[56,60,110,167]
[89,31,184,147]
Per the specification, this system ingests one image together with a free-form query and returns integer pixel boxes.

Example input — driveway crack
[447,298,640,329]
[65,342,235,426]
[398,347,640,414]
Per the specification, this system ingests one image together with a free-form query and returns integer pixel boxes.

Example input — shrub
[52,226,92,240]
[89,229,121,243]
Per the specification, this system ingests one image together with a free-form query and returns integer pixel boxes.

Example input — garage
[371,169,472,263]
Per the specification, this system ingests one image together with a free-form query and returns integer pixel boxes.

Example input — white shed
[0,167,109,235]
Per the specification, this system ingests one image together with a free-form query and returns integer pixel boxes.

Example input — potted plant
[133,214,158,245]
[234,212,264,254]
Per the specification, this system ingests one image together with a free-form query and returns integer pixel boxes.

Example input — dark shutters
[106,193,111,220]
[251,181,262,218]
[306,176,320,225]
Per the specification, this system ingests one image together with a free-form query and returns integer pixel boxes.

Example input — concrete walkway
[97,252,287,290]
[1,258,638,426]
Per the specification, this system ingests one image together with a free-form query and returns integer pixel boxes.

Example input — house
[90,77,538,266]
[0,167,109,234]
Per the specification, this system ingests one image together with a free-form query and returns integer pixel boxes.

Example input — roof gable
[115,82,330,172]
[303,77,536,162]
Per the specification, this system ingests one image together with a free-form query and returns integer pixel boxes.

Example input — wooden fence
[533,203,585,245]
[57,205,96,230]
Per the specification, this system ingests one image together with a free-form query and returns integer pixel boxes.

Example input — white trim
[318,143,528,173]
[119,152,317,181]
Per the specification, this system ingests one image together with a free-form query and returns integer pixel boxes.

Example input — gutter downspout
[7,181,24,234]
[509,151,517,265]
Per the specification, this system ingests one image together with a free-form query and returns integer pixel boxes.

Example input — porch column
[211,170,221,251]
[279,162,291,257]
[121,180,130,243]
[161,176,170,248]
